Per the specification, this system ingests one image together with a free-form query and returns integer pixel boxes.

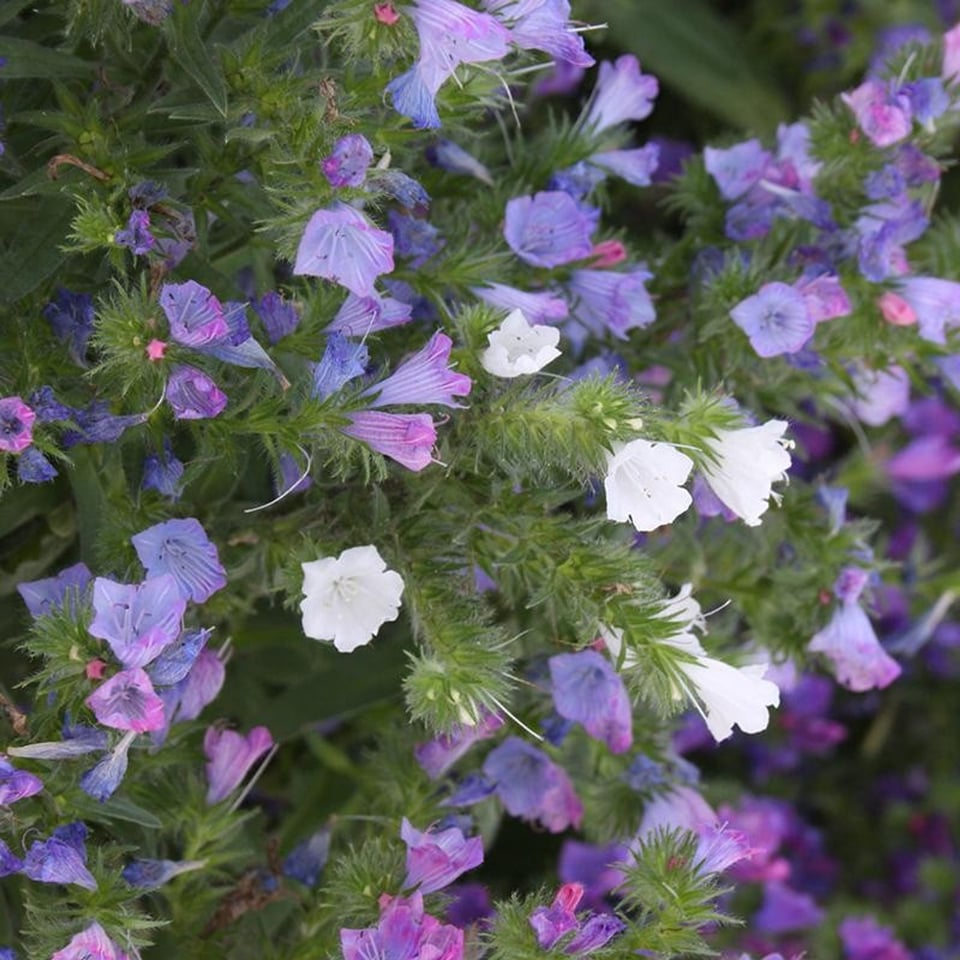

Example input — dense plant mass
[2,0,960,957]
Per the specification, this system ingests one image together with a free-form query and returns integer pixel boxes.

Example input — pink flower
[374,2,400,25]
[51,922,130,960]
[204,725,274,804]
[342,410,437,471]
[0,396,36,454]
[85,668,166,733]
[401,818,484,893]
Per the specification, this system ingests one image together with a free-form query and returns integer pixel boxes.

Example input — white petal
[604,439,694,531]
[679,657,780,741]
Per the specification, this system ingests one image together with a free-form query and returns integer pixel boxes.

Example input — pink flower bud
[878,291,917,326]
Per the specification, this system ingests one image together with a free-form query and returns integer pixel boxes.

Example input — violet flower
[482,736,583,832]
[808,568,901,692]
[79,731,136,802]
[754,880,824,933]
[342,410,437,471]
[326,291,413,337]
[503,191,597,268]
[89,575,185,668]
[0,396,35,454]
[472,283,569,324]
[122,857,206,890]
[322,134,374,188]
[568,267,655,339]
[18,446,58,483]
[159,280,229,347]
[842,79,912,147]
[293,203,394,297]
[312,333,369,400]
[729,282,815,357]
[50,923,130,960]
[548,650,632,753]
[282,827,331,887]
[0,840,22,878]
[705,140,773,201]
[42,288,94,364]
[484,0,594,68]
[341,891,464,960]
[0,756,43,805]
[22,822,96,890]
[143,439,185,500]
[131,517,227,605]
[204,725,274,805]
[365,332,472,408]
[415,710,504,779]
[17,562,92,619]
[255,291,301,344]
[401,818,484,893]
[115,209,155,255]
[85,668,166,733]
[165,364,228,420]
[580,54,658,132]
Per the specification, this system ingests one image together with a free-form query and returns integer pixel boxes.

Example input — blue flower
[132,518,227,605]
[312,333,369,400]
[42,288,94,364]
[22,823,96,890]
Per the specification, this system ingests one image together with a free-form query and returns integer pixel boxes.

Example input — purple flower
[856,199,928,282]
[415,710,504,779]
[86,669,166,733]
[472,283,569,324]
[132,518,227,604]
[704,139,772,200]
[849,365,910,427]
[755,881,824,933]
[166,364,228,420]
[401,818,484,893]
[294,203,395,297]
[367,170,431,210]
[312,333,370,401]
[530,883,582,948]
[365,332,472,408]
[282,827,331,887]
[51,923,130,960]
[153,648,226,744]
[61,401,147,447]
[342,892,464,960]
[387,0,511,128]
[839,916,911,960]
[902,77,950,125]
[589,145,660,187]
[484,0,594,68]
[342,410,437,471]
[842,79,912,147]
[427,139,494,186]
[896,277,960,343]
[0,396,35,454]
[549,650,632,753]
[326,291,413,336]
[482,736,583,832]
[729,282,814,357]
[0,839,23,878]
[23,823,96,890]
[121,858,204,890]
[275,452,313,497]
[204,725,274,805]
[129,180,167,207]
[581,54,658,132]
[568,267,655,339]
[17,562,92,619]
[89,575,185,668]
[79,731,136,802]
[558,841,627,908]
[255,291,301,344]
[322,134,374,188]
[18,447,58,484]
[28,385,73,424]
[7,724,108,761]
[886,434,960,481]
[159,280,229,347]
[42,288,94,364]
[389,211,444,266]
[809,570,902,692]
[564,914,626,954]
[148,627,212,686]
[0,756,43,804]
[795,273,851,323]
[115,209,155,255]
[143,440,185,500]
[691,824,753,876]
[504,192,597,268]
[549,161,606,201]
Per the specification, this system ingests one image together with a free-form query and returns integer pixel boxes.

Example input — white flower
[300,545,404,653]
[701,420,793,527]
[670,655,780,742]
[604,439,694,532]
[479,309,561,377]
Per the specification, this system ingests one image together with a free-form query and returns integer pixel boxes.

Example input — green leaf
[0,196,75,303]
[588,0,789,133]
[164,6,229,119]
[72,794,165,829]
[0,36,92,78]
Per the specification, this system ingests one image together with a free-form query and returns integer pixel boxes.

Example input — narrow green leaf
[0,36,92,78]
[164,7,229,119]
[73,794,165,829]
[0,196,75,303]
